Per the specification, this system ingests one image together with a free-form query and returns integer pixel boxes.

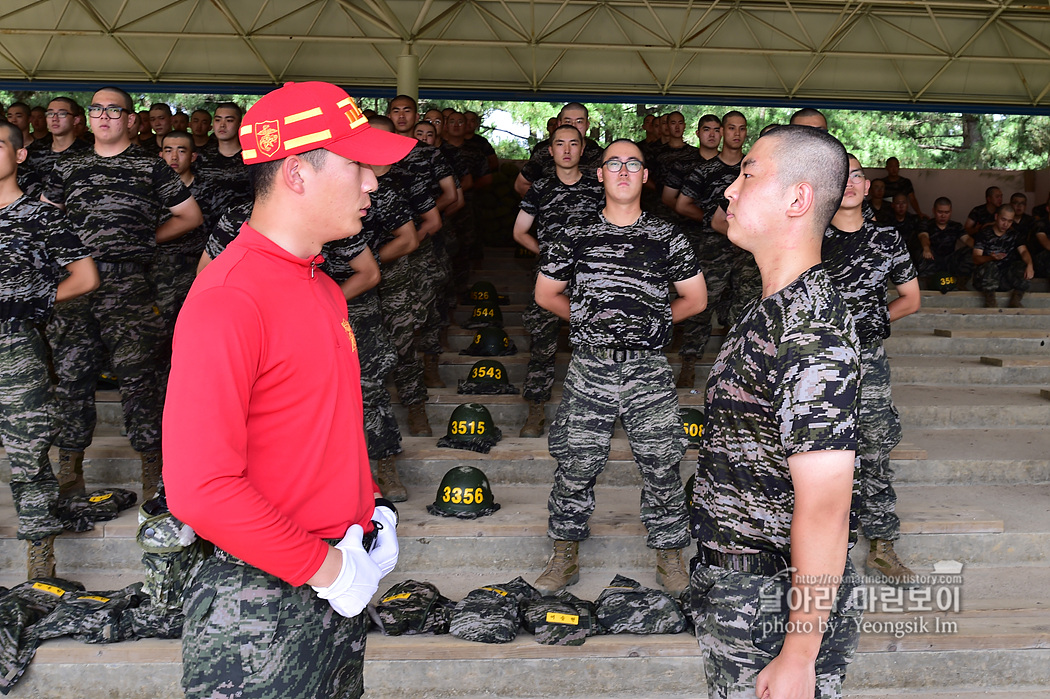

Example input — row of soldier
[0,92,1036,595]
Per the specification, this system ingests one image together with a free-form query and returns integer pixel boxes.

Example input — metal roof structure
[3,1,1050,110]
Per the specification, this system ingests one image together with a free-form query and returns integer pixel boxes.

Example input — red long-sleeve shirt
[163,225,377,586]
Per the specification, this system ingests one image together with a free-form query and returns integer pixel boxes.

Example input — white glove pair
[312,505,400,617]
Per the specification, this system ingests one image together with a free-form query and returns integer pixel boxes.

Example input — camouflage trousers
[916,246,975,281]
[521,294,563,403]
[379,239,435,407]
[973,258,1031,292]
[150,250,198,394]
[182,552,368,699]
[690,557,862,698]
[680,234,735,359]
[419,231,452,356]
[858,344,903,541]
[0,325,63,540]
[547,349,689,549]
[347,290,401,460]
[47,267,165,453]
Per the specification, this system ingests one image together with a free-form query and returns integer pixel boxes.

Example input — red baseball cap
[240,81,414,166]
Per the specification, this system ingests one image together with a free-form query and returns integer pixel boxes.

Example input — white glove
[369,505,399,578]
[311,524,382,617]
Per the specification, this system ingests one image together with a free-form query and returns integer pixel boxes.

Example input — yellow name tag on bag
[32,583,66,597]
[545,612,579,625]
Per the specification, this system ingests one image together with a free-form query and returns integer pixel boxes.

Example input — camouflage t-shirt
[441,141,490,182]
[158,173,221,258]
[519,173,604,249]
[974,226,1027,262]
[540,211,701,350]
[389,142,457,211]
[194,143,253,222]
[679,156,741,233]
[0,196,90,323]
[651,144,700,191]
[519,138,604,184]
[21,138,92,200]
[44,145,192,264]
[966,204,995,232]
[322,182,412,283]
[923,219,966,259]
[691,265,860,554]
[822,221,916,345]
[204,201,252,260]
[463,134,497,161]
[662,150,710,193]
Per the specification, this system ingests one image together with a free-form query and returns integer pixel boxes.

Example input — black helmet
[461,326,517,356]
[458,359,517,395]
[426,465,501,518]
[469,281,499,304]
[681,408,703,449]
[436,403,503,453]
[932,273,956,294]
[463,299,504,329]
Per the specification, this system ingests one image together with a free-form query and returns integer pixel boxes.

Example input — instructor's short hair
[760,125,848,231]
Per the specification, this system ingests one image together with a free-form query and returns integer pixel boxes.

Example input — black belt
[95,261,147,274]
[580,346,663,362]
[696,544,789,577]
[0,319,37,333]
[214,529,378,568]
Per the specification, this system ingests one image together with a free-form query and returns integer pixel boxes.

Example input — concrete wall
[867,167,1049,218]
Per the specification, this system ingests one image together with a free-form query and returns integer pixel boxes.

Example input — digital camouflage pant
[379,239,435,408]
[521,293,563,403]
[680,234,735,359]
[347,289,401,460]
[47,267,165,453]
[0,325,64,540]
[547,349,690,549]
[182,552,368,699]
[150,251,198,394]
[419,231,452,356]
[916,246,975,281]
[690,557,862,698]
[973,258,1031,292]
[858,344,903,541]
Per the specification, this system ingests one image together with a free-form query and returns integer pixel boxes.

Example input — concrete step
[885,330,1050,356]
[895,306,1050,331]
[893,428,1050,486]
[895,290,1050,309]
[889,355,1050,385]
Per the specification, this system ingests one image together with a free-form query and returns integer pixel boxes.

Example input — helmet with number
[427,465,501,518]
[436,402,503,453]
[469,281,499,304]
[463,299,504,329]
[461,326,517,357]
[681,408,703,449]
[458,359,517,395]
[931,273,956,294]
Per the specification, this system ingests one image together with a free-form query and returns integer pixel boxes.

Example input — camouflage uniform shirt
[389,142,457,209]
[158,173,220,259]
[923,219,967,259]
[44,145,192,264]
[540,211,701,350]
[194,143,253,222]
[0,196,89,322]
[651,144,700,191]
[519,173,604,250]
[322,181,412,282]
[679,157,741,233]
[204,201,251,261]
[975,226,1027,263]
[822,221,916,345]
[21,138,92,200]
[691,265,860,554]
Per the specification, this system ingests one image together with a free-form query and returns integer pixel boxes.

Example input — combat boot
[422,354,446,388]
[27,535,56,579]
[140,450,163,501]
[1008,290,1025,308]
[655,548,689,596]
[535,540,580,595]
[983,291,998,308]
[676,357,696,389]
[866,539,917,585]
[56,449,86,499]
[406,403,433,437]
[374,456,408,502]
[519,401,546,438]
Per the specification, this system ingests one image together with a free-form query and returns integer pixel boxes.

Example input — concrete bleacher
[2,247,1049,698]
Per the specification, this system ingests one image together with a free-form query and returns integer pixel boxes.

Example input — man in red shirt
[163,81,414,699]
